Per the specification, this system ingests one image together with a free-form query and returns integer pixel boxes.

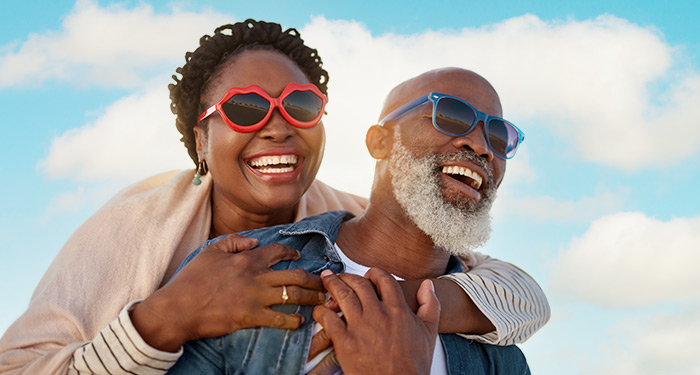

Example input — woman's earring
[192,159,209,186]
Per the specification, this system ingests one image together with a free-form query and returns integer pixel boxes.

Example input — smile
[441,165,483,190]
[248,154,299,174]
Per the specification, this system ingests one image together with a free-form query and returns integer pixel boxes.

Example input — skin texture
[311,68,507,373]
[130,50,327,352]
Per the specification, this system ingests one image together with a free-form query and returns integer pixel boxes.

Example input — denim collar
[279,210,463,274]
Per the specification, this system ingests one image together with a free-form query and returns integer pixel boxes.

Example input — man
[168,67,541,374]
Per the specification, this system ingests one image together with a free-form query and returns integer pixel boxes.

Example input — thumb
[416,279,440,335]
[212,234,259,253]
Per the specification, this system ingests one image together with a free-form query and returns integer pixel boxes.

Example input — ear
[365,125,393,160]
[193,126,207,158]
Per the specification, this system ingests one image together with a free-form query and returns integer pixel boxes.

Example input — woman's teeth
[249,154,298,174]
[441,165,483,190]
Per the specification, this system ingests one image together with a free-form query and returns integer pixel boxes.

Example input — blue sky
[2,1,700,374]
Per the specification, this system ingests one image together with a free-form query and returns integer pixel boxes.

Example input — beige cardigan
[0,170,366,374]
[0,170,549,375]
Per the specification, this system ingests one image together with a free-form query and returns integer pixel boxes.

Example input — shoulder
[297,180,367,219]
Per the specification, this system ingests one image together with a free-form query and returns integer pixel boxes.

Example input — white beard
[389,130,496,256]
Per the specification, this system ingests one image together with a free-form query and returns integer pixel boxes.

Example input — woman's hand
[312,268,440,375]
[130,234,326,352]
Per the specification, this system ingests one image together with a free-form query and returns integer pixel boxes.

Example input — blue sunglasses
[378,92,525,159]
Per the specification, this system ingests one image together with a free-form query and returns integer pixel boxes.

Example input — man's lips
[440,164,484,191]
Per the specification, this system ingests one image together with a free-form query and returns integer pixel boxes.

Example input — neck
[209,188,297,238]
[336,192,450,280]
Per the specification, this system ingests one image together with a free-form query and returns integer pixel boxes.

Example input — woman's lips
[245,153,304,182]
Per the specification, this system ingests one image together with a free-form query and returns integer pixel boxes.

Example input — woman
[0,20,548,375]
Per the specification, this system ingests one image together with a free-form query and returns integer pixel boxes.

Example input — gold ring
[281,285,289,305]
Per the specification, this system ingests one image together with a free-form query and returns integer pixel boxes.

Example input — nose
[257,108,295,142]
[451,122,494,162]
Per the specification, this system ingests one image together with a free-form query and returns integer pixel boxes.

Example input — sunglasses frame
[198,82,328,133]
[378,92,525,159]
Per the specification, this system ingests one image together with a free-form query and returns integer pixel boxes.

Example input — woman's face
[195,49,326,216]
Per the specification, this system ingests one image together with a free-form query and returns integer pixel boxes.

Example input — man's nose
[451,122,494,162]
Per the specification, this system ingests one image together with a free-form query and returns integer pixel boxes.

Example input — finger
[261,285,325,306]
[307,351,341,375]
[312,305,347,339]
[323,298,340,313]
[208,234,258,253]
[257,268,323,291]
[307,329,332,361]
[363,267,407,307]
[254,243,301,266]
[416,279,440,335]
[244,309,305,330]
[336,273,381,310]
[320,270,362,322]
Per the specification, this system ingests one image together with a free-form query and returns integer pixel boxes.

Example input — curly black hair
[169,19,329,165]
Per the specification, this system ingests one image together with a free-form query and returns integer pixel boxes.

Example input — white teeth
[441,165,483,190]
[249,154,298,167]
[258,166,295,173]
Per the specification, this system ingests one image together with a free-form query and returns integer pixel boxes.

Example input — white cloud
[0,0,229,88]
[551,212,700,307]
[593,306,700,375]
[495,186,627,223]
[41,186,87,222]
[37,81,192,182]
[29,10,700,194]
[301,15,700,172]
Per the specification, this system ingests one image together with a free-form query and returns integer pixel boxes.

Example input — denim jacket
[168,210,530,375]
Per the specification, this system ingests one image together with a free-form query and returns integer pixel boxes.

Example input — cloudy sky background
[1,1,699,374]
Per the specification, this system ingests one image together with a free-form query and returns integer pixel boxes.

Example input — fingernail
[321,269,333,278]
[299,315,305,324]
[318,292,326,302]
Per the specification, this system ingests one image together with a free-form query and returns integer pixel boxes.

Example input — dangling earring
[192,159,209,186]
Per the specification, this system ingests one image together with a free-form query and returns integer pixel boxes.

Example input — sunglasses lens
[435,97,477,135]
[488,119,519,158]
[283,90,324,123]
[222,93,270,126]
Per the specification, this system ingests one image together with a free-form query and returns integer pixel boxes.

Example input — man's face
[388,129,496,255]
[383,69,506,254]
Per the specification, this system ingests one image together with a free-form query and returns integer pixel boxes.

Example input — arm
[130,235,325,352]
[436,253,550,345]
[399,253,550,344]
[0,236,326,375]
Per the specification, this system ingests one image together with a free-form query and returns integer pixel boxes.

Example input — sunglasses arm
[197,105,218,126]
[378,94,431,126]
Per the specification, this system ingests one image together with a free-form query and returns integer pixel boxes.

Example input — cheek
[493,159,506,187]
[307,125,326,160]
[206,126,249,166]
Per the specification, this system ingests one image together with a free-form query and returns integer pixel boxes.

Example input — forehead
[203,49,310,102]
[389,70,503,118]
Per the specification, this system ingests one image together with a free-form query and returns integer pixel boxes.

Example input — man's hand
[312,268,440,375]
[131,235,326,352]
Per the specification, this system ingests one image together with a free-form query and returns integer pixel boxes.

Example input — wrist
[130,291,190,353]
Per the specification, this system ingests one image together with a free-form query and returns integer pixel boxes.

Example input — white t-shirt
[303,244,448,375]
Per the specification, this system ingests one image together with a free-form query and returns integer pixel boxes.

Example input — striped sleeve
[67,301,182,375]
[438,253,550,346]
